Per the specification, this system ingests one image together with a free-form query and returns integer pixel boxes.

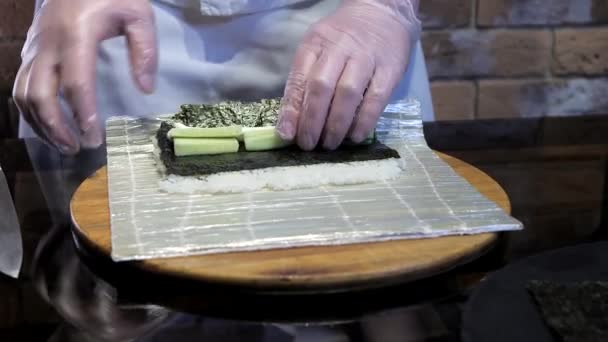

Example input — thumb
[124,7,158,93]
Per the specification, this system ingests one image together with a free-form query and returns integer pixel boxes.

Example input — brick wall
[421,0,608,120]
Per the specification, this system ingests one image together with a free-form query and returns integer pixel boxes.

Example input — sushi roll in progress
[154,99,403,194]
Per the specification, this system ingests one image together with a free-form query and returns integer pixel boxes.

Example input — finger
[277,44,320,141]
[12,62,35,129]
[350,66,399,143]
[16,64,52,144]
[296,50,347,151]
[60,33,102,149]
[124,5,158,93]
[322,58,373,150]
[26,55,79,154]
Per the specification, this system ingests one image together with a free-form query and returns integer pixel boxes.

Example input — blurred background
[0,0,607,340]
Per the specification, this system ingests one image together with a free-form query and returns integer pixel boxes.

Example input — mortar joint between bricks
[546,29,556,81]
[476,23,608,30]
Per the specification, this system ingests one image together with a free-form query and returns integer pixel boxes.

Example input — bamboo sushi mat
[105,99,523,261]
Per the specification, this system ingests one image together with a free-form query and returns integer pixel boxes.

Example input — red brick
[478,0,608,27]
[553,28,608,76]
[0,41,23,92]
[477,79,608,119]
[0,0,34,39]
[419,0,471,29]
[430,81,475,120]
[422,30,551,79]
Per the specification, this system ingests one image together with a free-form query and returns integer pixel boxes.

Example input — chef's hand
[13,0,158,154]
[277,0,421,151]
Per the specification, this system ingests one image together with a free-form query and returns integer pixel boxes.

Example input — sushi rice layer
[159,159,402,194]
[152,136,403,194]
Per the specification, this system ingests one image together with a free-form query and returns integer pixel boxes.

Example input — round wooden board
[71,152,511,291]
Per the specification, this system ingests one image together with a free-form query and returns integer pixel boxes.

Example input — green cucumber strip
[363,129,377,142]
[243,128,292,151]
[341,130,376,146]
[174,138,239,156]
[237,126,275,142]
[168,125,242,139]
[242,126,277,134]
[341,138,373,146]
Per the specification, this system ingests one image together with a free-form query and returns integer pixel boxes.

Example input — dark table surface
[2,115,608,341]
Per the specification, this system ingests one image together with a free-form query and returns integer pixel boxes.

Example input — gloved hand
[277,0,421,151]
[13,0,158,154]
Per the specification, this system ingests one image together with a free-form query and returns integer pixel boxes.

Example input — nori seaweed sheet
[156,121,400,176]
[172,99,280,128]
[527,280,608,342]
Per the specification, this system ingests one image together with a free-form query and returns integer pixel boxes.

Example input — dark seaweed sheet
[156,121,400,176]
[173,99,280,128]
[527,280,608,342]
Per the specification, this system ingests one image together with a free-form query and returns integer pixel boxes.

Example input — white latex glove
[13,0,158,154]
[277,0,421,151]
